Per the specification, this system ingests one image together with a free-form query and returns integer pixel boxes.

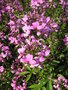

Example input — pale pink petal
[39,56,45,62]
[45,49,50,56]
[29,60,36,65]
[26,54,33,61]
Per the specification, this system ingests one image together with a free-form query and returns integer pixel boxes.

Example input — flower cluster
[53,76,68,90]
[0,66,4,73]
[63,34,68,46]
[60,0,68,16]
[0,42,12,62]
[11,75,26,90]
[0,0,23,20]
[0,0,68,90]
[0,0,59,89]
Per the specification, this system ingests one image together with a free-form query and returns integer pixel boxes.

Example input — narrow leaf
[29,84,39,89]
[47,80,53,90]
[26,74,32,82]
[20,71,30,75]
[42,87,46,90]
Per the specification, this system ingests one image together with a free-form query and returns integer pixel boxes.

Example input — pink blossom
[6,6,11,10]
[26,54,33,61]
[45,49,50,56]
[53,84,59,89]
[9,37,18,44]
[50,23,58,28]
[58,76,63,82]
[25,39,31,45]
[39,56,45,62]
[26,54,36,65]
[18,47,26,59]
[32,21,39,29]
[29,60,36,65]
[37,32,41,36]
[20,54,36,65]
[37,23,45,30]
[0,66,4,73]
[20,58,27,63]
[63,34,68,46]
[1,52,7,58]
[8,20,15,26]
[23,25,31,32]
[22,25,31,37]
[18,47,25,54]
[31,0,39,7]
[46,17,50,23]
[31,0,44,7]
[23,15,28,22]
[49,0,52,2]
[57,87,60,90]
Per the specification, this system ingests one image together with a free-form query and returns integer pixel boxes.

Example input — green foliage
[29,78,48,90]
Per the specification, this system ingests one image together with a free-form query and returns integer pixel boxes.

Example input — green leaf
[25,66,31,71]
[26,74,32,82]
[38,88,41,90]
[47,80,53,90]
[42,87,46,90]
[53,60,60,64]
[38,78,48,88]
[29,84,39,89]
[60,87,62,90]
[39,70,44,77]
[20,71,30,75]
[29,78,48,89]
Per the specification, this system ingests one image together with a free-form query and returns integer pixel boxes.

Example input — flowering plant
[0,0,68,90]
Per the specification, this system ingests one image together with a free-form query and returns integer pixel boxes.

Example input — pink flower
[50,23,58,28]
[45,49,50,56]
[20,54,36,65]
[63,34,68,46]
[18,47,25,54]
[9,37,18,44]
[32,21,39,29]
[31,0,39,7]
[46,17,50,23]
[57,87,60,90]
[37,32,41,36]
[58,76,63,82]
[11,83,16,89]
[49,0,52,2]
[6,6,11,10]
[53,84,59,89]
[39,56,45,62]
[20,58,27,63]
[29,60,36,65]
[25,39,31,45]
[8,20,15,26]
[63,78,68,84]
[26,54,33,61]
[30,63,39,68]
[0,42,3,48]
[0,66,4,73]
[6,6,14,12]
[38,0,44,4]
[26,54,36,65]
[37,23,45,30]
[31,0,44,7]
[23,15,28,22]
[22,25,31,37]
[18,47,26,59]
[23,25,31,32]
[1,52,7,58]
